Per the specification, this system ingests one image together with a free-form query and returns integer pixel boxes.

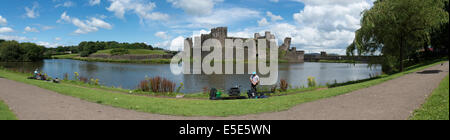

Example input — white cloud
[155,31,170,39]
[55,37,62,41]
[0,15,7,25]
[0,35,28,41]
[269,0,279,3]
[89,0,101,5]
[24,26,39,33]
[167,0,223,16]
[266,11,283,21]
[106,0,169,22]
[258,18,269,27]
[229,0,372,54]
[55,1,75,8]
[293,0,369,6]
[37,41,61,48]
[169,36,185,51]
[279,0,373,54]
[58,12,112,34]
[192,8,260,26]
[25,2,39,18]
[41,26,55,31]
[0,27,14,34]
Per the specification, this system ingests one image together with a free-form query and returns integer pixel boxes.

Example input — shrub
[139,76,177,93]
[307,76,317,87]
[79,76,88,83]
[150,77,161,93]
[176,82,184,93]
[161,78,175,93]
[202,86,209,95]
[280,79,288,92]
[110,48,129,56]
[80,51,90,57]
[63,73,69,81]
[74,72,79,80]
[139,80,150,92]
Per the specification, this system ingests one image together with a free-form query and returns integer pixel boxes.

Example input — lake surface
[0,59,382,93]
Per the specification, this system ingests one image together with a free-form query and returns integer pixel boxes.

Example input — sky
[0,0,374,54]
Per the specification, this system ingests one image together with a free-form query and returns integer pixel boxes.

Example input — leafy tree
[347,0,449,73]
[20,42,45,61]
[430,1,449,57]
[0,41,22,62]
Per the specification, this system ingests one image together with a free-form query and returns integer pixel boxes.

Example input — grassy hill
[94,49,167,55]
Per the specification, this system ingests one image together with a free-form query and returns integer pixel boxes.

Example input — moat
[0,59,382,93]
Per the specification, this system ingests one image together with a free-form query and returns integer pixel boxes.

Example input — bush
[80,51,90,57]
[307,76,317,87]
[139,76,176,93]
[280,79,288,92]
[110,48,129,56]
[139,80,150,92]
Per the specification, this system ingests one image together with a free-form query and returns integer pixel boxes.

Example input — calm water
[0,59,381,93]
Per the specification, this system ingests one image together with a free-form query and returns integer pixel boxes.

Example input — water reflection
[0,59,382,93]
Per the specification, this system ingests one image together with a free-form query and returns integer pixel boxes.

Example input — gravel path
[0,62,448,120]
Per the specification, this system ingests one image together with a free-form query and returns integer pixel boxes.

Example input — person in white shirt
[250,72,260,92]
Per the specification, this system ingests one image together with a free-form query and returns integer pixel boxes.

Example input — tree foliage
[0,40,46,62]
[347,0,449,73]
[46,41,155,57]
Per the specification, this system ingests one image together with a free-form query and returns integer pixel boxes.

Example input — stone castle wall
[187,27,304,63]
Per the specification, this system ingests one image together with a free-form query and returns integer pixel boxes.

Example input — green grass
[94,49,167,55]
[0,60,447,117]
[71,57,172,64]
[52,54,79,59]
[410,75,449,120]
[0,99,17,120]
[318,59,363,63]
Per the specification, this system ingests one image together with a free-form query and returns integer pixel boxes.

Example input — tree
[0,41,22,62]
[430,1,449,57]
[347,0,449,73]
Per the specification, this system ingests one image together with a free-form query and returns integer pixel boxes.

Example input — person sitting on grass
[34,69,39,79]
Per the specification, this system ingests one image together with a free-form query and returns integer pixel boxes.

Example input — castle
[185,27,304,63]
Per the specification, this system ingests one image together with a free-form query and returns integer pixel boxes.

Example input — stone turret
[211,27,227,38]
[279,37,291,51]
[254,33,261,39]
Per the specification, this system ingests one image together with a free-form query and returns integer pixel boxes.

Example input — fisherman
[250,72,260,92]
[34,69,39,79]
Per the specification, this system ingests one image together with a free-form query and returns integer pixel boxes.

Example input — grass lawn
[410,75,449,120]
[94,49,167,55]
[52,54,79,59]
[71,57,172,64]
[0,60,447,117]
[0,99,17,120]
[318,59,363,63]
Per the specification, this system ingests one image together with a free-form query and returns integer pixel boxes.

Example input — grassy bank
[94,49,167,55]
[0,60,446,116]
[51,53,172,64]
[52,54,79,59]
[0,99,17,120]
[318,59,363,63]
[410,75,449,120]
[71,57,172,64]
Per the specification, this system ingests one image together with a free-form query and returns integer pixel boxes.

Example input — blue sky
[0,0,374,54]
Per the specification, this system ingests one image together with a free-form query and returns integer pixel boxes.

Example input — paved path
[0,62,448,120]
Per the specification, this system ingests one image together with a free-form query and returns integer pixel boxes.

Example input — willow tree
[347,0,449,73]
